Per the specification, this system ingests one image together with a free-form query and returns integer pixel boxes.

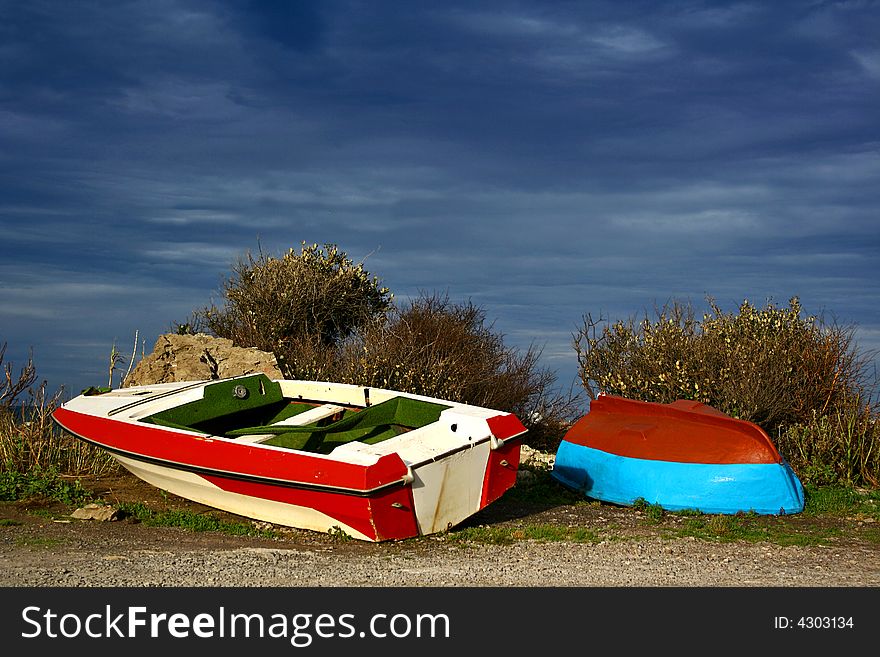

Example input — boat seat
[226,396,450,453]
[271,404,347,426]
[232,404,346,443]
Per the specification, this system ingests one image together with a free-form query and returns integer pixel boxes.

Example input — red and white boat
[52,373,526,541]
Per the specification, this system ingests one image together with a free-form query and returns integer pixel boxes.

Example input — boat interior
[140,374,450,454]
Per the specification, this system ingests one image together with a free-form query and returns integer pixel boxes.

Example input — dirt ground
[1,471,878,587]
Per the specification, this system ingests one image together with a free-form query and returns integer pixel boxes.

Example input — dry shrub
[1,342,36,408]
[0,345,116,476]
[266,292,582,450]
[277,333,343,382]
[573,297,879,485]
[187,242,392,363]
[336,293,581,450]
[0,384,115,475]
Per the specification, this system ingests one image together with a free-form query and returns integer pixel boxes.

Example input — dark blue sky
[1,0,878,399]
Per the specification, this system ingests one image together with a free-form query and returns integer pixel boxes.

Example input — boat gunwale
[52,407,523,496]
[53,413,411,496]
[106,380,221,416]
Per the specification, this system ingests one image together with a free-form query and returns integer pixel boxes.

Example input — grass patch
[115,502,278,538]
[0,518,22,526]
[649,486,880,546]
[0,468,95,506]
[450,523,601,545]
[803,485,880,518]
[14,535,66,548]
[667,514,844,546]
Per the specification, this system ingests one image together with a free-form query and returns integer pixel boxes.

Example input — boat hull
[553,441,805,515]
[52,376,525,541]
[110,453,416,541]
[551,395,805,515]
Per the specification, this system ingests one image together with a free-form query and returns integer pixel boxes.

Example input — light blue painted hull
[552,441,805,515]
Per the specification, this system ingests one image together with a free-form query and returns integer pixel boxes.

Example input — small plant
[705,514,735,536]
[327,525,352,541]
[645,503,665,523]
[630,498,666,522]
[0,468,95,505]
[107,341,125,388]
[777,403,879,487]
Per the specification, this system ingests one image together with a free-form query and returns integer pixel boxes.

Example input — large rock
[123,333,283,387]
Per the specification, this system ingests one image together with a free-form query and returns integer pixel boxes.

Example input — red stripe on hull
[563,395,782,465]
[201,474,419,541]
[53,407,409,491]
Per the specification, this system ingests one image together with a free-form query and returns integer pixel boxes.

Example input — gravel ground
[3,532,879,587]
[1,453,878,588]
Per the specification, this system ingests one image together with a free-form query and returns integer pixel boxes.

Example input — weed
[645,503,665,523]
[0,348,119,477]
[631,497,665,522]
[327,525,352,541]
[0,468,95,505]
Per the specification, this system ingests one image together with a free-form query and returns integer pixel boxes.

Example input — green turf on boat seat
[226,396,450,453]
[142,374,284,433]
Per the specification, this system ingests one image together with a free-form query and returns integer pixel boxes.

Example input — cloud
[1,0,878,396]
[851,49,880,80]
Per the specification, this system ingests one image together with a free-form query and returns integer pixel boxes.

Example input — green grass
[638,486,880,546]
[115,502,278,538]
[802,485,880,518]
[452,475,880,547]
[665,515,842,546]
[451,523,601,545]
[0,468,281,538]
[0,468,95,506]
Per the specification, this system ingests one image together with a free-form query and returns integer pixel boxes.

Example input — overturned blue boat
[552,395,804,515]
